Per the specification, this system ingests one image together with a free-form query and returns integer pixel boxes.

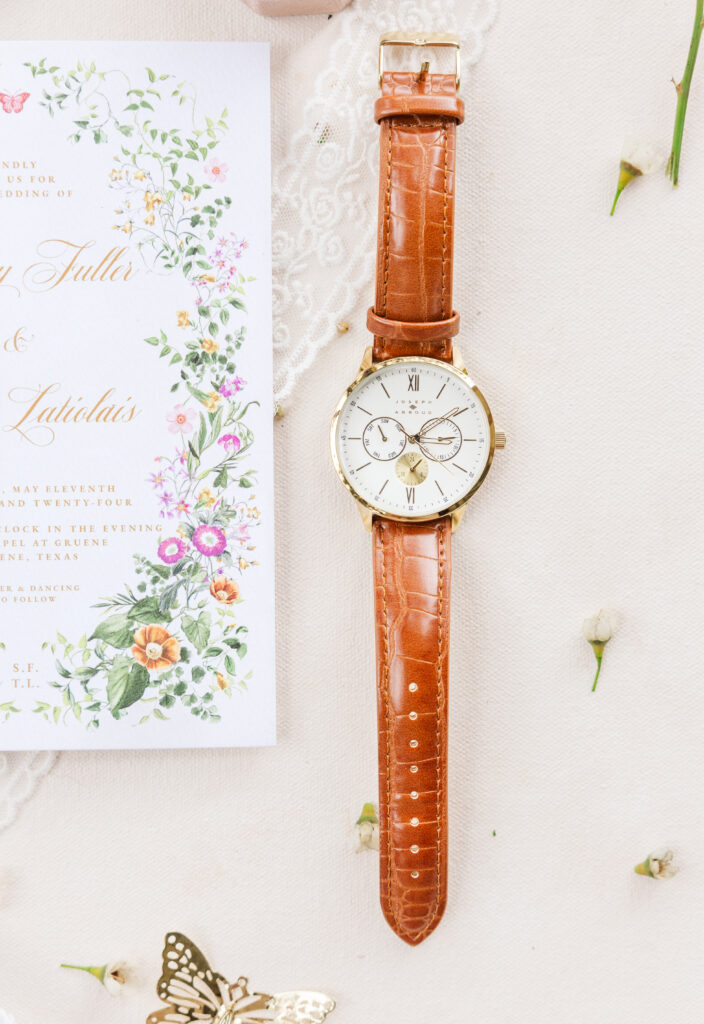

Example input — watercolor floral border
[10,58,264,728]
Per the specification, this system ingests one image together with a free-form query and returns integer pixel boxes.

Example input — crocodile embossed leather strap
[370,67,462,944]
[373,517,451,945]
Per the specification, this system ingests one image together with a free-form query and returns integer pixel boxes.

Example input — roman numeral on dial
[407,373,420,392]
[406,486,415,503]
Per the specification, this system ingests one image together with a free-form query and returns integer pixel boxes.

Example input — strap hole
[410,817,420,827]
[411,870,419,879]
[409,682,418,692]
[410,844,420,854]
[409,711,418,720]
[410,791,419,799]
[409,739,419,749]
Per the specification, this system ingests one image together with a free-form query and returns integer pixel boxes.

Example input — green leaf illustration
[182,611,211,653]
[90,612,134,649]
[107,659,150,712]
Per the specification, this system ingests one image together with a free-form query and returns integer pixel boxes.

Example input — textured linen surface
[2,2,704,1023]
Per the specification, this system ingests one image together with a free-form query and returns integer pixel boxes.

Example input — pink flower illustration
[219,376,247,398]
[204,158,229,184]
[218,433,241,453]
[192,524,227,557]
[157,536,188,564]
[166,404,196,434]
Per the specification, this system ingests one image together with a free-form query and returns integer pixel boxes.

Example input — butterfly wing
[268,992,336,1024]
[146,932,230,1024]
[0,94,12,113]
[11,92,29,112]
[219,977,275,1023]
[146,1009,195,1024]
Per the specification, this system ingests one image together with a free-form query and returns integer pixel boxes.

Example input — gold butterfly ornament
[148,933,336,1024]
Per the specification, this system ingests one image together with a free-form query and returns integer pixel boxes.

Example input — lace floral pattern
[0,752,56,831]
[272,0,498,402]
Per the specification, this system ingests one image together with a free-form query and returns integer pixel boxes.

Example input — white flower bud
[582,609,614,644]
[354,802,379,852]
[620,138,667,177]
[635,848,679,880]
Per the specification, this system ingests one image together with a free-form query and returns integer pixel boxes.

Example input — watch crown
[495,430,507,449]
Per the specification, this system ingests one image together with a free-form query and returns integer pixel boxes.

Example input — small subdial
[417,419,462,462]
[395,452,429,486]
[362,417,406,461]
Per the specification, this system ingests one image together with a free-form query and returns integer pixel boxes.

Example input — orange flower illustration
[204,392,221,412]
[198,488,217,508]
[144,212,155,226]
[209,576,240,604]
[144,191,163,212]
[201,337,218,354]
[133,168,146,181]
[216,672,229,691]
[132,624,181,671]
[177,310,190,328]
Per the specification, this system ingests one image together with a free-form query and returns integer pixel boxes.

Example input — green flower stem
[589,640,606,692]
[668,0,704,185]
[591,655,602,692]
[61,963,106,982]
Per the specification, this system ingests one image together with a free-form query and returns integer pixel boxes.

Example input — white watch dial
[333,357,492,519]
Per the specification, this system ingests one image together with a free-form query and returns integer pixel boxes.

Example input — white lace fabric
[0,1,496,833]
[0,752,56,832]
[272,0,498,402]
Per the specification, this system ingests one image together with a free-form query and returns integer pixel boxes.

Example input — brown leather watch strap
[369,66,462,944]
[371,70,461,363]
[373,517,451,945]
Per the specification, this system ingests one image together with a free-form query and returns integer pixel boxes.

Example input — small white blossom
[103,961,131,996]
[61,959,133,996]
[583,608,615,691]
[620,139,667,177]
[582,609,614,645]
[611,139,667,214]
[354,802,379,852]
[635,847,679,880]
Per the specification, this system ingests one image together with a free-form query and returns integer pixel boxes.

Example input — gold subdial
[395,451,429,486]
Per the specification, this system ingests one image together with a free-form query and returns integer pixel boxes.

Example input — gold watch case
[330,348,498,532]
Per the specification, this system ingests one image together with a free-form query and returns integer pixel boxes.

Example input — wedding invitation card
[0,42,275,750]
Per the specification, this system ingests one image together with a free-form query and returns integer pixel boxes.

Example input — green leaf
[146,66,156,82]
[182,611,211,653]
[107,659,150,712]
[127,597,171,625]
[90,612,134,649]
[192,666,206,683]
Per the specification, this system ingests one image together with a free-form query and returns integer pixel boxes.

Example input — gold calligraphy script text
[3,384,141,446]
[22,239,138,292]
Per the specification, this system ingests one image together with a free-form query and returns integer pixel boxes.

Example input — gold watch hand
[377,424,388,443]
[418,408,461,437]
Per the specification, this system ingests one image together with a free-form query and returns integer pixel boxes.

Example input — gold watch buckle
[378,32,461,90]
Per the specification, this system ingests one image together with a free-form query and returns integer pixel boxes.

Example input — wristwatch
[330,33,505,946]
